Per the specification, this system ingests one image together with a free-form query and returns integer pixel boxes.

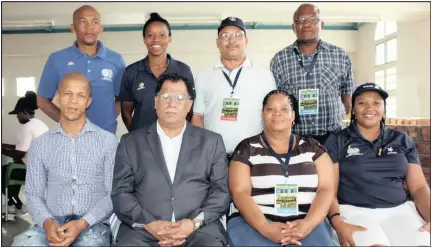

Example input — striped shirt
[26,120,118,227]
[229,133,326,222]
[270,40,355,136]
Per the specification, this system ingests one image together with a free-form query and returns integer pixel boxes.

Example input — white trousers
[340,201,430,246]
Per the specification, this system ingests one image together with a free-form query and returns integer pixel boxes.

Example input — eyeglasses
[294,16,320,24]
[158,93,190,104]
[218,32,245,41]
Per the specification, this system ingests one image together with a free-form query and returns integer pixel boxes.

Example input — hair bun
[24,91,38,110]
[149,12,162,19]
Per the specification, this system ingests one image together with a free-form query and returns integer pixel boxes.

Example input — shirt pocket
[320,66,341,93]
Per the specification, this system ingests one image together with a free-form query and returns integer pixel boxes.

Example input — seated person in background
[12,72,118,247]
[2,91,49,215]
[111,73,230,246]
[228,89,335,246]
[325,83,430,246]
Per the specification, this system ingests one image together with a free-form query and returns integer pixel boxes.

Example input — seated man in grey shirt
[12,72,118,247]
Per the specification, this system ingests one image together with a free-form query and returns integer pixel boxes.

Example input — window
[374,21,397,117]
[16,77,36,97]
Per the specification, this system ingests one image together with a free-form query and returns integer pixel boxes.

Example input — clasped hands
[144,219,195,247]
[261,219,313,246]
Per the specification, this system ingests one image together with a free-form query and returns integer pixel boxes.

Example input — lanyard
[222,67,243,95]
[293,49,318,76]
[261,132,295,177]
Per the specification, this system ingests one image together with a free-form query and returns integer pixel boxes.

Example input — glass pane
[16,77,36,97]
[375,43,385,66]
[375,77,385,88]
[386,67,396,76]
[375,70,385,79]
[386,96,396,118]
[386,38,397,62]
[385,21,397,36]
[375,21,385,41]
[386,76,396,90]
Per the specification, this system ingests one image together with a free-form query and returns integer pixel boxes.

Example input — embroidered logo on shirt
[137,82,145,90]
[101,68,113,82]
[387,147,397,154]
[67,61,75,66]
[346,147,363,157]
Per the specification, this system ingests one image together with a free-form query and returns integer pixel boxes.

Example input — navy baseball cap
[352,82,389,104]
[218,16,246,34]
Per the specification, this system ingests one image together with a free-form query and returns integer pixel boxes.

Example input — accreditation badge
[299,89,319,115]
[274,184,299,215]
[221,97,239,121]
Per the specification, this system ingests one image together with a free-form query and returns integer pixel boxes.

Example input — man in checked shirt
[271,3,355,144]
[12,72,118,247]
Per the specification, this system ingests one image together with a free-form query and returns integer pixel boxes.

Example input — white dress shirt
[157,121,186,222]
[156,121,205,223]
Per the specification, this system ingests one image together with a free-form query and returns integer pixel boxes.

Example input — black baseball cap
[218,16,246,34]
[352,82,389,104]
[9,91,38,114]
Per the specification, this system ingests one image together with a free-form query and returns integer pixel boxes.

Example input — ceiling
[2,1,430,31]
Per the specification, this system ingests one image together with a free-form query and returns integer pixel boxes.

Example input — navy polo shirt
[37,41,126,134]
[119,54,194,131]
[325,122,420,208]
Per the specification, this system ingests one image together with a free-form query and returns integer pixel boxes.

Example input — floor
[1,210,32,246]
[1,187,32,246]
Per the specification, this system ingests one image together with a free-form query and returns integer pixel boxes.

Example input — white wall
[355,17,430,118]
[1,29,357,143]
[397,18,430,118]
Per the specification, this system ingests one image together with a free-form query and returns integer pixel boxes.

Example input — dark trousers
[308,127,341,145]
[1,164,26,208]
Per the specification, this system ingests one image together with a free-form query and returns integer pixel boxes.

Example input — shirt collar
[289,39,330,54]
[71,40,107,59]
[156,120,187,139]
[349,121,391,140]
[54,118,96,137]
[214,57,252,70]
[138,54,173,72]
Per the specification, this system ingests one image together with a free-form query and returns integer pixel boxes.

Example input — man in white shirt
[112,73,230,246]
[2,91,49,215]
[191,16,276,156]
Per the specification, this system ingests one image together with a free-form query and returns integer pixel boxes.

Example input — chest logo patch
[101,68,113,82]
[346,146,363,157]
[137,82,145,91]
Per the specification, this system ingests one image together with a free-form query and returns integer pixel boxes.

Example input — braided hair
[262,89,300,125]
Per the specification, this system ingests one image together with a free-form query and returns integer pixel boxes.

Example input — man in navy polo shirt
[37,5,126,134]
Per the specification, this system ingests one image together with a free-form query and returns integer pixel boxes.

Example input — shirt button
[71,200,76,205]
[88,69,91,72]
[312,122,315,124]
[171,197,175,201]
[87,61,90,64]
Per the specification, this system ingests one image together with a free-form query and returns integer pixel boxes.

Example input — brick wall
[387,118,430,186]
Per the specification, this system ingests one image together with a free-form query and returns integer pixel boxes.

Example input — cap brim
[218,24,246,34]
[8,110,17,115]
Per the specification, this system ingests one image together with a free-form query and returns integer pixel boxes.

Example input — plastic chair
[3,162,26,222]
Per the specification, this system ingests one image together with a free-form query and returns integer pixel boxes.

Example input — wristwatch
[192,219,203,231]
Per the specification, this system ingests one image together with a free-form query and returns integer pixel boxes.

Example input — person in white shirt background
[2,91,49,215]
[191,16,277,158]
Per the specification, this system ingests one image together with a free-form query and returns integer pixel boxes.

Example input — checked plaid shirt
[270,40,355,136]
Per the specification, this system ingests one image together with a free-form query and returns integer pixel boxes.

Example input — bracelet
[329,213,341,223]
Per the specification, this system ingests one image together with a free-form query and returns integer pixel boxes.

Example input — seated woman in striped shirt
[227,89,336,246]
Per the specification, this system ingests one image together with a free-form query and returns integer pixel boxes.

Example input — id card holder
[299,89,319,115]
[274,184,299,215]
[221,96,240,121]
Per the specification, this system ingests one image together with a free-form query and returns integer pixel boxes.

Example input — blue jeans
[227,216,335,246]
[12,215,111,246]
